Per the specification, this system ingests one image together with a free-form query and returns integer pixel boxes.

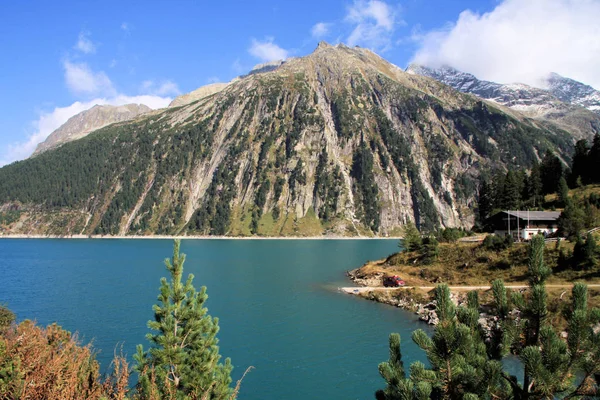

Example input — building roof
[502,211,561,221]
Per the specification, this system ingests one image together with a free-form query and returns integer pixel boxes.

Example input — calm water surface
[0,239,430,399]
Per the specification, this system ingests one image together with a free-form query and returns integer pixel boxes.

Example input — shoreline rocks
[346,269,500,331]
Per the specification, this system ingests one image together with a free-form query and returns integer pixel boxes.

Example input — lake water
[0,239,431,399]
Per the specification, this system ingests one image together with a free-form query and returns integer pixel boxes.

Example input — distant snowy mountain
[406,64,600,139]
[544,72,600,114]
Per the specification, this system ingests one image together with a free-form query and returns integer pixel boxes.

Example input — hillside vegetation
[0,43,583,237]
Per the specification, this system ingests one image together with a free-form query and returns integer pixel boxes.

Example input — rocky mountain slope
[168,83,229,108]
[32,104,152,155]
[544,72,600,114]
[0,42,579,237]
[406,64,600,140]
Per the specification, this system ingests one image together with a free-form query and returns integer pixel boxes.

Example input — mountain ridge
[32,103,152,156]
[406,64,600,140]
[0,43,581,237]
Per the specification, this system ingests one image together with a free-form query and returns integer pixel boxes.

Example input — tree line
[477,134,600,234]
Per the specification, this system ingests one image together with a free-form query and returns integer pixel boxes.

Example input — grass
[357,240,600,288]
[292,207,323,236]
[544,183,600,207]
[354,237,600,332]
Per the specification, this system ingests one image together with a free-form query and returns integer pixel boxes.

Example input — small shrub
[482,234,513,251]
[493,258,512,270]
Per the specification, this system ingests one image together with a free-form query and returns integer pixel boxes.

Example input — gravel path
[340,284,600,294]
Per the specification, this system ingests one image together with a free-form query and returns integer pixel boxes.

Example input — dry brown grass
[358,241,600,288]
[0,320,131,400]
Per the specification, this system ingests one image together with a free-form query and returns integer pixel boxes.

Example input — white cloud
[232,58,245,74]
[412,0,600,89]
[248,37,289,62]
[75,31,96,54]
[0,94,173,166]
[140,80,180,96]
[345,0,398,51]
[311,22,331,38]
[121,22,130,32]
[63,61,116,97]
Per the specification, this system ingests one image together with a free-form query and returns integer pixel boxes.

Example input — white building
[489,211,561,241]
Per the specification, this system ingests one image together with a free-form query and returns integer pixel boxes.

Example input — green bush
[482,234,513,251]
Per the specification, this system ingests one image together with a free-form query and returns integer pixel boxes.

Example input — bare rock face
[32,104,152,156]
[0,43,585,236]
[168,83,229,108]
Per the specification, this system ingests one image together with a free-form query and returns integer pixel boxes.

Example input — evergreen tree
[134,240,233,400]
[401,223,422,252]
[490,235,599,399]
[409,285,507,399]
[540,150,564,195]
[378,236,600,400]
[477,179,494,224]
[589,134,600,184]
[573,233,598,270]
[351,141,381,232]
[375,334,434,400]
[558,201,586,239]
[421,236,439,265]
[570,139,590,186]
[527,163,543,208]
[558,176,570,207]
[502,170,521,210]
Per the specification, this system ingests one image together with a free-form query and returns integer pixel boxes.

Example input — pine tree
[410,285,507,399]
[570,139,590,186]
[134,240,233,400]
[490,235,600,399]
[589,134,600,184]
[401,223,422,252]
[573,233,598,270]
[477,179,494,225]
[540,150,564,195]
[558,201,586,239]
[558,176,570,207]
[375,333,434,400]
[378,236,600,399]
[502,171,521,210]
[527,163,543,208]
[421,236,439,265]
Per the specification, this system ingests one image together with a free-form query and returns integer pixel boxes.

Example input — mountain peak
[32,103,152,156]
[543,72,600,113]
[316,41,333,50]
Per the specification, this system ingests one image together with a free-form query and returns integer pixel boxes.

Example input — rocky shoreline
[345,268,514,329]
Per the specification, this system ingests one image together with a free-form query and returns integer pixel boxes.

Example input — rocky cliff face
[32,104,152,156]
[0,43,580,236]
[407,64,600,140]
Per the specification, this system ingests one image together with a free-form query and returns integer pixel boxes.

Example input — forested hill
[0,42,580,237]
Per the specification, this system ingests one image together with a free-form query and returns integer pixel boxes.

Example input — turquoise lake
[0,239,431,399]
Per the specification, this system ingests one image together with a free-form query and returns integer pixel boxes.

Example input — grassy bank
[350,236,600,327]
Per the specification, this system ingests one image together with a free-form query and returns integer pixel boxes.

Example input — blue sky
[1,0,599,165]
